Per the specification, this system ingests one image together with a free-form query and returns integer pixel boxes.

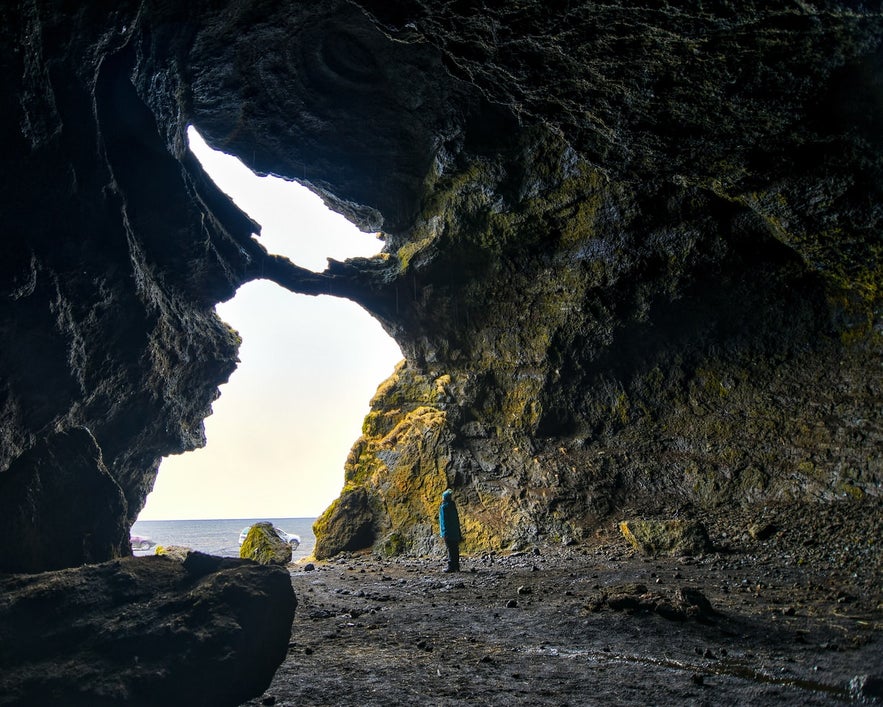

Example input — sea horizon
[131,516,317,561]
[135,515,319,522]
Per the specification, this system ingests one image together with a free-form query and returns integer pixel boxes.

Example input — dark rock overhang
[0,0,880,573]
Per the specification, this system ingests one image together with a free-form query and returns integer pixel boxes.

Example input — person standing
[439,489,462,572]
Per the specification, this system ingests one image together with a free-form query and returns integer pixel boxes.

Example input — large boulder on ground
[313,487,378,560]
[619,519,712,557]
[240,522,293,565]
[0,554,296,706]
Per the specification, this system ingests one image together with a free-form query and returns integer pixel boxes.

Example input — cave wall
[0,1,880,569]
[0,1,262,570]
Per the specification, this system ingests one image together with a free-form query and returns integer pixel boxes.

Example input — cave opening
[136,127,402,525]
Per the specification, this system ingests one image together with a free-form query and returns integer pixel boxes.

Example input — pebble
[850,675,883,701]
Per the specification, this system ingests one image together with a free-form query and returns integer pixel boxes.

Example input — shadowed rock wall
[1,1,880,568]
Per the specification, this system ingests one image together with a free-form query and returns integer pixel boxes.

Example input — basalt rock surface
[1,0,881,610]
[0,554,296,706]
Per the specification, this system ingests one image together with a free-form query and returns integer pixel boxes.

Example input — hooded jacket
[439,491,461,542]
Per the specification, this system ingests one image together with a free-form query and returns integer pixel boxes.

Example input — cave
[0,1,880,704]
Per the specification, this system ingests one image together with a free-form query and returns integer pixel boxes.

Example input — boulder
[587,583,716,623]
[313,488,377,560]
[0,554,296,706]
[155,544,193,561]
[240,522,293,565]
[619,519,712,557]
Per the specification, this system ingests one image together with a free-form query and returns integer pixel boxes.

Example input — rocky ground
[244,502,882,706]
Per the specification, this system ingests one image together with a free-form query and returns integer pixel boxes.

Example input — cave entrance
[136,128,402,526]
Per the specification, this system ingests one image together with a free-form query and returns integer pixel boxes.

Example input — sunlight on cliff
[137,128,402,520]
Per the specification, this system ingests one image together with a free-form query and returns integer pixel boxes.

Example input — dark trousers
[444,537,460,572]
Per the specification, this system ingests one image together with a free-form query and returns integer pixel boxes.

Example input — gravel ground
[243,500,882,706]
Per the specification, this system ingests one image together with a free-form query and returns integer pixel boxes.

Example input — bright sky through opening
[137,128,402,520]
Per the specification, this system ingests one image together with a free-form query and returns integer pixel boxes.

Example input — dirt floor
[243,503,882,706]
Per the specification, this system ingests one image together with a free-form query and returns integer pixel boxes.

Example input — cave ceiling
[0,0,880,569]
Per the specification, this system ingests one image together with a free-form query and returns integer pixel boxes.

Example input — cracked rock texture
[0,554,296,706]
[1,1,881,570]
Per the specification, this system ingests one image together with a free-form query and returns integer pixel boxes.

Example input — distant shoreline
[135,516,319,523]
[131,517,317,560]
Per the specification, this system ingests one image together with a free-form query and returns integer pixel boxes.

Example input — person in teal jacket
[439,489,462,572]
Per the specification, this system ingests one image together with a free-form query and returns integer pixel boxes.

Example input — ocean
[130,517,317,563]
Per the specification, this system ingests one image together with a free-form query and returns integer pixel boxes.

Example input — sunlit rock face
[1,1,881,569]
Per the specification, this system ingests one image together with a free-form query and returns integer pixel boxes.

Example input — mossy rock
[313,488,377,560]
[378,531,408,557]
[239,522,292,566]
[619,519,711,557]
[154,545,192,561]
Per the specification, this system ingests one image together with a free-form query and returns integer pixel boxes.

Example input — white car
[238,525,300,550]
[130,535,155,551]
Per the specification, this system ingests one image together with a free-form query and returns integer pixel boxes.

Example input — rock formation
[0,553,296,706]
[0,0,880,648]
[240,522,293,565]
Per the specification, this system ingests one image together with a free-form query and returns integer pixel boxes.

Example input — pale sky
[137,128,402,520]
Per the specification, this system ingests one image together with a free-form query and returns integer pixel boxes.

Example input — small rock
[506,599,518,608]
[675,587,715,616]
[583,596,605,613]
[517,585,532,595]
[303,563,316,572]
[748,522,778,541]
[690,673,705,686]
[654,602,687,622]
[850,674,883,701]
[607,595,641,612]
